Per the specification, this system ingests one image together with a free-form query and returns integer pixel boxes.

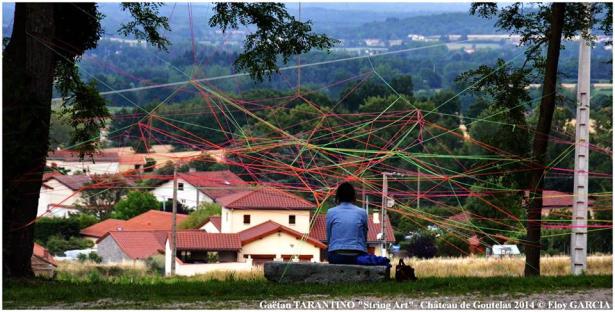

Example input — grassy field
[3,255,612,309]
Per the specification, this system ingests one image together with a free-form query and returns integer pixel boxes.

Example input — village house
[37,173,92,217]
[151,170,248,209]
[169,184,395,275]
[83,182,395,275]
[97,231,168,263]
[80,210,189,245]
[524,190,595,217]
[47,150,121,174]
[32,243,57,277]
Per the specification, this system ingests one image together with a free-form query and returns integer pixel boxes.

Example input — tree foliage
[112,191,160,220]
[210,3,336,80]
[178,203,222,230]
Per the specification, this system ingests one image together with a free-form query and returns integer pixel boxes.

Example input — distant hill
[336,12,500,40]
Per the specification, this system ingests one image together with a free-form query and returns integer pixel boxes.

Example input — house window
[243,214,251,224]
[134,164,141,170]
[178,182,184,191]
[289,215,296,225]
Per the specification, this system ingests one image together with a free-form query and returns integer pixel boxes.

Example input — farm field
[3,255,612,309]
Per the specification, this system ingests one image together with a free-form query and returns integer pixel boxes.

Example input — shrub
[46,235,94,256]
[34,214,99,243]
[436,232,470,257]
[34,217,81,242]
[88,252,103,263]
[77,253,88,262]
[179,203,221,229]
[146,255,166,274]
[405,231,438,259]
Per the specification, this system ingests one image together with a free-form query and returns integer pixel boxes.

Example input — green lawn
[3,275,612,309]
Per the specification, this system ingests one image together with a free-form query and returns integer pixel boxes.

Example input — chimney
[373,211,380,224]
[189,167,196,173]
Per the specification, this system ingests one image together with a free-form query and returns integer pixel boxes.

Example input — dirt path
[13,288,612,309]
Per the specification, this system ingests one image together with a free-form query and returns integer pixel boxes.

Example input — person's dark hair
[336,182,356,204]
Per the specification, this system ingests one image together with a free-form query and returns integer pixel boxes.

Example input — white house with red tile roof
[216,187,314,234]
[199,216,222,233]
[47,150,120,174]
[150,170,248,209]
[37,174,92,217]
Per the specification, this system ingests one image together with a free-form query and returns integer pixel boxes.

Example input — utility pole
[417,167,421,210]
[381,173,388,257]
[571,26,591,275]
[170,162,178,276]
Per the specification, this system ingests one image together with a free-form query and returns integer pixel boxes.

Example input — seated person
[326,182,390,267]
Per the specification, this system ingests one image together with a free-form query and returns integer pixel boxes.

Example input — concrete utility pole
[571,29,592,275]
[170,162,178,276]
[381,171,409,256]
[381,173,388,257]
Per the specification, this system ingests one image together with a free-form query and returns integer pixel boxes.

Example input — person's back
[326,202,368,254]
[326,182,391,268]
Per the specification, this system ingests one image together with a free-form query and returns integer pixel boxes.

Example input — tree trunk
[524,3,566,277]
[3,3,56,278]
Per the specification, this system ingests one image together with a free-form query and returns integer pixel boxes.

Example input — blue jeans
[327,250,392,268]
[327,250,366,265]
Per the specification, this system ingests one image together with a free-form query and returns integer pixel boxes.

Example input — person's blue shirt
[326,202,368,252]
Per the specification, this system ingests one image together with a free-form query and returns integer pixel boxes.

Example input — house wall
[151,179,213,209]
[238,231,321,262]
[221,208,311,233]
[200,221,220,233]
[165,240,251,276]
[31,256,56,277]
[47,160,119,174]
[37,179,81,217]
[97,235,131,263]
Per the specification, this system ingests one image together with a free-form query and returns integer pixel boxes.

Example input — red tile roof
[217,187,314,210]
[81,210,189,238]
[81,219,127,238]
[178,171,248,199]
[33,243,57,266]
[448,211,472,223]
[52,175,92,191]
[48,150,120,162]
[126,210,189,230]
[524,190,594,207]
[309,214,396,243]
[99,231,167,260]
[239,220,327,248]
[200,216,221,231]
[119,154,146,165]
[175,231,241,251]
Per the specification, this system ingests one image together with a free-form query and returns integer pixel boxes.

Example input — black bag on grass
[395,259,417,282]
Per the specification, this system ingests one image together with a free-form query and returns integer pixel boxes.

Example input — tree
[112,191,160,220]
[404,231,438,259]
[3,3,334,277]
[178,203,222,230]
[469,2,612,276]
[76,175,131,219]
